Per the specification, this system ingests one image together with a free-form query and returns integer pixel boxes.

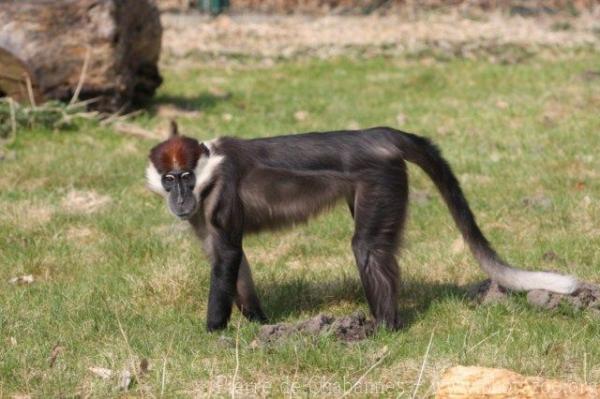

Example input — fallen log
[436,366,600,399]
[0,0,162,112]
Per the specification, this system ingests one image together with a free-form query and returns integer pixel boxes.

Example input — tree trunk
[436,366,600,399]
[0,0,162,112]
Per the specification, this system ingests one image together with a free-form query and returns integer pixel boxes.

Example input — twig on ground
[9,98,16,140]
[100,108,144,126]
[24,73,37,109]
[466,330,500,354]
[231,316,242,399]
[48,343,63,368]
[70,46,91,106]
[115,312,145,397]
[161,334,175,398]
[411,329,435,399]
[113,122,159,140]
[342,346,389,398]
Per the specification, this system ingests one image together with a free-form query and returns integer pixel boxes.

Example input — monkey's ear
[169,120,179,137]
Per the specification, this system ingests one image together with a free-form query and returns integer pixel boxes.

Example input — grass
[1,49,600,397]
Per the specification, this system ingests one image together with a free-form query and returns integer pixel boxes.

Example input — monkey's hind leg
[235,254,268,323]
[351,174,408,330]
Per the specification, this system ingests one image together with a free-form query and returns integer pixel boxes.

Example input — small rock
[396,112,407,126]
[527,289,562,310]
[118,369,132,391]
[294,110,308,121]
[495,100,509,109]
[347,120,360,130]
[8,275,34,285]
[89,366,113,380]
[522,194,552,210]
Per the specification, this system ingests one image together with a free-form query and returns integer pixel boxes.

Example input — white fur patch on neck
[193,152,224,200]
[146,163,167,197]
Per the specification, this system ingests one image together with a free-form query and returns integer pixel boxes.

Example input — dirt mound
[257,312,376,344]
[256,280,599,344]
[469,279,600,315]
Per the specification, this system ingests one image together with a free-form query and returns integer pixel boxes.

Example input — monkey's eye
[181,172,192,181]
[181,172,195,187]
[162,174,175,189]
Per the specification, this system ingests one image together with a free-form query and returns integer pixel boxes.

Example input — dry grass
[161,11,599,66]
[61,190,112,215]
[0,199,54,230]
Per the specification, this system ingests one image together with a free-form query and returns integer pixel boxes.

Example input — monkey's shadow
[259,276,467,327]
[150,91,233,115]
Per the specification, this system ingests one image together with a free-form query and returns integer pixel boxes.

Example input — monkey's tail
[396,131,579,294]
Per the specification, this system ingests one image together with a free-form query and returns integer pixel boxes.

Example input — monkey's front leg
[206,237,243,332]
[236,255,267,323]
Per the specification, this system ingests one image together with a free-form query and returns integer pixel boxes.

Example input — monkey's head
[146,121,209,220]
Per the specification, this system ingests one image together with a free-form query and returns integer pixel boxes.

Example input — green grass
[1,50,600,397]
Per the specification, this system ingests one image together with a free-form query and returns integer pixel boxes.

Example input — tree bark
[0,0,162,112]
[436,366,600,399]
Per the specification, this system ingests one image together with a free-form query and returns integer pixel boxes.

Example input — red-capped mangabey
[146,121,579,332]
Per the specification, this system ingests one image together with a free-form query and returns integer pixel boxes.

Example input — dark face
[162,170,197,219]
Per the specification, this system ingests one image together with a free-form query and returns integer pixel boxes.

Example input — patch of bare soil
[258,278,599,343]
[469,279,600,316]
[161,11,599,66]
[61,190,111,214]
[256,312,376,344]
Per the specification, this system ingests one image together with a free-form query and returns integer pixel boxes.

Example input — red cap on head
[149,135,207,173]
